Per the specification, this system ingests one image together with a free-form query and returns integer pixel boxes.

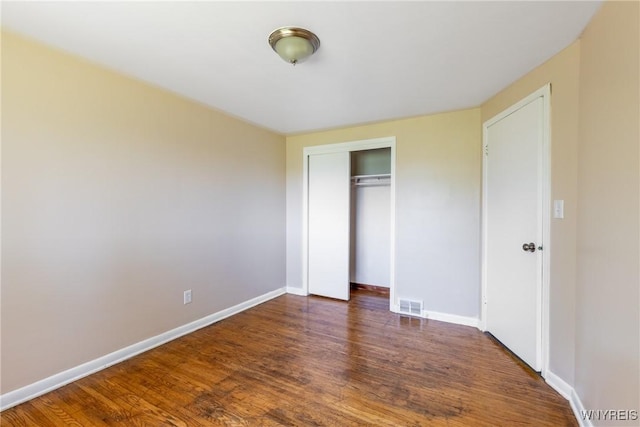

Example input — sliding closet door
[308,152,350,300]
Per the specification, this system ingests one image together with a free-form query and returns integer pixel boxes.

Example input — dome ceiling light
[268,27,320,65]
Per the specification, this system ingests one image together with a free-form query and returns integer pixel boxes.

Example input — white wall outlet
[183,290,192,305]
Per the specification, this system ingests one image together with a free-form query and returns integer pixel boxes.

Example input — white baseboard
[0,287,286,411]
[286,286,308,296]
[423,309,479,328]
[390,304,479,328]
[545,369,591,427]
[545,369,573,400]
[570,388,592,427]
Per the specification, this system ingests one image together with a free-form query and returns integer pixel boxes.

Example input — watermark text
[581,409,638,422]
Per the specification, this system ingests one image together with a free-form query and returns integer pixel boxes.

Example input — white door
[308,152,351,300]
[484,95,545,371]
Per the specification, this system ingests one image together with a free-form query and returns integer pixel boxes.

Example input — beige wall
[287,109,482,317]
[1,31,286,394]
[575,1,639,422]
[482,41,581,385]
[483,0,639,419]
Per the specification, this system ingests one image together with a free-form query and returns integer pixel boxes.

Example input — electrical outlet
[183,290,192,305]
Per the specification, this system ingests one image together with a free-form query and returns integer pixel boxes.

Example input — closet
[306,140,393,302]
[350,149,391,291]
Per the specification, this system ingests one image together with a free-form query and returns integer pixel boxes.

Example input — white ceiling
[2,1,602,135]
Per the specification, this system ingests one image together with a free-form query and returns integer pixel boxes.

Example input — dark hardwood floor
[1,289,577,426]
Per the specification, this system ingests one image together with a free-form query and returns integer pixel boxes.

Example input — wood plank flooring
[1,290,577,426]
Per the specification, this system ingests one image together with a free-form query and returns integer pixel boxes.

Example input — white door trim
[480,84,551,376]
[302,137,396,310]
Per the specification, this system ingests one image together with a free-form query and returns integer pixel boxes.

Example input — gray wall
[287,109,482,319]
[1,32,286,394]
[575,2,639,423]
[351,148,391,176]
[485,1,639,419]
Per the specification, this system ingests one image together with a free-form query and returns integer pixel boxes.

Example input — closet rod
[353,182,390,187]
[351,174,391,187]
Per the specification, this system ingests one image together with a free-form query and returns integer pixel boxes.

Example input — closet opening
[349,148,391,300]
[303,136,396,311]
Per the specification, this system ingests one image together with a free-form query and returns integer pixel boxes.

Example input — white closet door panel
[308,152,350,300]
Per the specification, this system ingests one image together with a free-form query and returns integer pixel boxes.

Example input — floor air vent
[398,299,423,317]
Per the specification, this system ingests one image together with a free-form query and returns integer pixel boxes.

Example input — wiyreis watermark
[581,409,638,422]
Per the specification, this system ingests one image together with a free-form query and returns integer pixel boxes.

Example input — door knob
[522,242,536,252]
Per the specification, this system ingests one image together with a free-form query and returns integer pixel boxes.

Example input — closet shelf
[351,174,391,187]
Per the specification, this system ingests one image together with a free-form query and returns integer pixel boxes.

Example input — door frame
[302,136,396,310]
[480,84,551,376]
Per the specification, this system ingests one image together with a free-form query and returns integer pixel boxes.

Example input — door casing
[480,84,551,376]
[302,137,396,310]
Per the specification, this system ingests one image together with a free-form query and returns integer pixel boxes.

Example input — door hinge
[484,145,489,156]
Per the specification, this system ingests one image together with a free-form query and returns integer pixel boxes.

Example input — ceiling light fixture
[268,27,320,65]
